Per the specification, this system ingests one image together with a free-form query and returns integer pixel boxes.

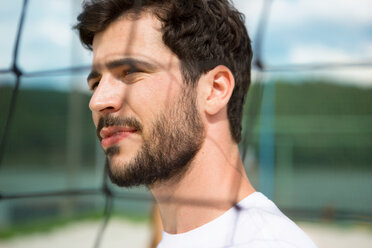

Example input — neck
[150,136,255,234]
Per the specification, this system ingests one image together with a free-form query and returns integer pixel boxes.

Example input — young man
[75,0,317,247]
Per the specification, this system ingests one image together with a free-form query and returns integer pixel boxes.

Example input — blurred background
[0,0,371,247]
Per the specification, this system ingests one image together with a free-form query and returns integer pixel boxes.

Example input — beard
[97,86,205,187]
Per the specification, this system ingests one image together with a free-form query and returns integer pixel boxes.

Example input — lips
[99,126,137,148]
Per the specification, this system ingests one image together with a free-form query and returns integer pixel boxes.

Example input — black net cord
[241,0,272,163]
[0,0,28,167]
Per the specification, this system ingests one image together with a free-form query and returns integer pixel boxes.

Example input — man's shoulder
[158,192,318,248]
[231,192,317,248]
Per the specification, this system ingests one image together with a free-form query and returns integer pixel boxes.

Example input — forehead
[92,13,173,66]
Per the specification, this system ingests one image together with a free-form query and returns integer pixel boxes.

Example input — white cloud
[311,67,372,88]
[334,68,372,87]
[38,19,72,47]
[289,45,356,64]
[15,0,90,71]
[25,0,73,47]
[0,1,23,68]
[270,0,372,27]
[233,0,264,37]
[289,42,372,64]
[288,44,372,86]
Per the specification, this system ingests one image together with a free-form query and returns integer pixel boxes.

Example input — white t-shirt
[158,192,317,248]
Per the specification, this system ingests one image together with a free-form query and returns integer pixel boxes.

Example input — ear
[202,65,235,116]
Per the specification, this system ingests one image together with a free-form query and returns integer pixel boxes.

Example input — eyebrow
[87,58,156,83]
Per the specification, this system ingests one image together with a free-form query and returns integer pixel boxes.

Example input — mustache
[96,115,143,141]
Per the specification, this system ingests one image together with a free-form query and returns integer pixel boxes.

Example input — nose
[89,75,124,114]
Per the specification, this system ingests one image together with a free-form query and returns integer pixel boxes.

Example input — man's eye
[123,67,141,76]
[90,81,99,91]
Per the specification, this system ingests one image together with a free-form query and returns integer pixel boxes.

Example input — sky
[0,0,371,89]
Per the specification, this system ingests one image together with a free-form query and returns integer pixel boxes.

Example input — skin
[88,13,255,234]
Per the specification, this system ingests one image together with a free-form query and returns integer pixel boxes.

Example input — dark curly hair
[75,0,252,143]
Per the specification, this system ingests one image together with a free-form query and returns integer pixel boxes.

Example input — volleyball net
[1,0,372,247]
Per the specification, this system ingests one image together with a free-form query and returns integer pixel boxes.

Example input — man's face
[88,13,204,187]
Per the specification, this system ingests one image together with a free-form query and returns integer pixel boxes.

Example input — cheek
[91,112,99,127]
[128,76,175,112]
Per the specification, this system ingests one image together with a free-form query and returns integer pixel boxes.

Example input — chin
[107,153,130,169]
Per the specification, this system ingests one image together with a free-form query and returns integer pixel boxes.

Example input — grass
[0,211,149,240]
